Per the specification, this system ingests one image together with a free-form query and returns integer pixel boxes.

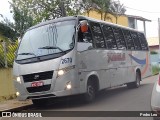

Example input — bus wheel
[127,72,141,88]
[32,99,48,107]
[84,81,96,103]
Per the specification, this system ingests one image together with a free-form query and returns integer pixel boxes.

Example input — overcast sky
[0,0,160,38]
[120,0,160,38]
[0,0,12,21]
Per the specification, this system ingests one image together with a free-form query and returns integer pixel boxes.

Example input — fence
[0,41,18,68]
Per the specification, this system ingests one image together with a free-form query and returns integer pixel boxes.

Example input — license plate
[31,81,44,87]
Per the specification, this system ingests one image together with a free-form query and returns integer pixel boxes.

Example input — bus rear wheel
[84,81,96,103]
[127,72,141,88]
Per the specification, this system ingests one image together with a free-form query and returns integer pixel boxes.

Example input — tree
[9,0,81,37]
[0,22,17,41]
[90,0,114,21]
[109,0,126,24]
[0,14,17,41]
[79,0,95,17]
[9,0,34,37]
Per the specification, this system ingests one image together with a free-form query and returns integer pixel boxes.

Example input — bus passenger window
[78,27,92,43]
[123,29,135,50]
[112,27,126,50]
[137,33,148,50]
[102,25,117,49]
[130,32,142,50]
[90,22,105,48]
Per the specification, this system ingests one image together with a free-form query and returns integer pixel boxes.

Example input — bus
[13,15,152,106]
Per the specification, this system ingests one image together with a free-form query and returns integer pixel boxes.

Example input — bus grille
[26,84,51,93]
[23,71,53,83]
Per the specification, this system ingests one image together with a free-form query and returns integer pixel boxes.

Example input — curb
[2,104,33,112]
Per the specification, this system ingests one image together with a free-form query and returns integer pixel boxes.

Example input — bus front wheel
[84,81,96,103]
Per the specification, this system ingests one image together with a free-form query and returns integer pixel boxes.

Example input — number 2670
[61,58,72,64]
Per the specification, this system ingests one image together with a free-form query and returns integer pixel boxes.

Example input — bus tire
[84,80,96,103]
[32,99,48,107]
[127,71,141,88]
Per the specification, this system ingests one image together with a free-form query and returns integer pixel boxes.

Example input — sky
[120,0,160,38]
[0,0,160,38]
[0,0,12,22]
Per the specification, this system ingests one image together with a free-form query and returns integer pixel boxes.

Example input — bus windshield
[16,20,75,60]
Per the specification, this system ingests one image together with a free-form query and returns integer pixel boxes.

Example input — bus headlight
[16,77,21,84]
[58,70,65,76]
[65,81,72,90]
[16,92,20,96]
[57,65,75,78]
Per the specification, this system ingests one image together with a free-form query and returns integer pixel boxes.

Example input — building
[147,37,159,53]
[84,10,128,26]
[126,15,151,36]
[84,10,151,35]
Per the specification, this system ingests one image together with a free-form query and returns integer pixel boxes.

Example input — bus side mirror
[80,20,88,33]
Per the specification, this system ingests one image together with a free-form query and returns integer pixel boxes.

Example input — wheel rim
[136,74,140,87]
[87,85,94,99]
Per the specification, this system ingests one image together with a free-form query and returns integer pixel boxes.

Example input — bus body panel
[131,51,152,78]
[13,50,81,100]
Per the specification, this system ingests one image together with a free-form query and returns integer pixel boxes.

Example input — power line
[125,6,160,14]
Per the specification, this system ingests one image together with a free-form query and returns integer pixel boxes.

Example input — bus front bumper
[14,80,80,101]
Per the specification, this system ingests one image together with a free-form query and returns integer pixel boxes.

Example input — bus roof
[28,16,77,30]
[78,15,144,34]
[28,15,144,34]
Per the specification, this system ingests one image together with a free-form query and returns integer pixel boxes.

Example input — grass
[0,94,16,102]
[152,65,160,75]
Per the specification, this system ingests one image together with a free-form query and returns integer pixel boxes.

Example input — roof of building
[125,14,151,22]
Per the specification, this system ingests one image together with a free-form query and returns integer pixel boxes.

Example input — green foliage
[9,0,84,37]
[6,0,127,39]
[150,51,158,55]
[81,0,126,21]
[10,0,34,37]
[0,22,17,41]
[152,65,160,75]
[109,1,126,23]
[92,0,112,20]
[79,0,94,16]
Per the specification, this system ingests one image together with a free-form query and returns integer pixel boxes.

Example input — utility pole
[60,0,66,17]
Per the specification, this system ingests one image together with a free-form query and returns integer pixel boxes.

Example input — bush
[150,51,158,55]
[152,65,160,75]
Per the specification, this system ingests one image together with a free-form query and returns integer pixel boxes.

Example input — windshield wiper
[38,46,64,52]
[17,52,40,60]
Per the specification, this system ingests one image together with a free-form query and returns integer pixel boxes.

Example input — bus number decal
[61,58,72,64]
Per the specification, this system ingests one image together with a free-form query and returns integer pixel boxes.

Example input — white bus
[13,16,152,106]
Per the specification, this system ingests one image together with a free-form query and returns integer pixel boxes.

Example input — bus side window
[130,31,142,50]
[137,33,148,50]
[123,29,135,50]
[90,22,105,48]
[78,26,93,43]
[102,25,117,49]
[112,27,127,50]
